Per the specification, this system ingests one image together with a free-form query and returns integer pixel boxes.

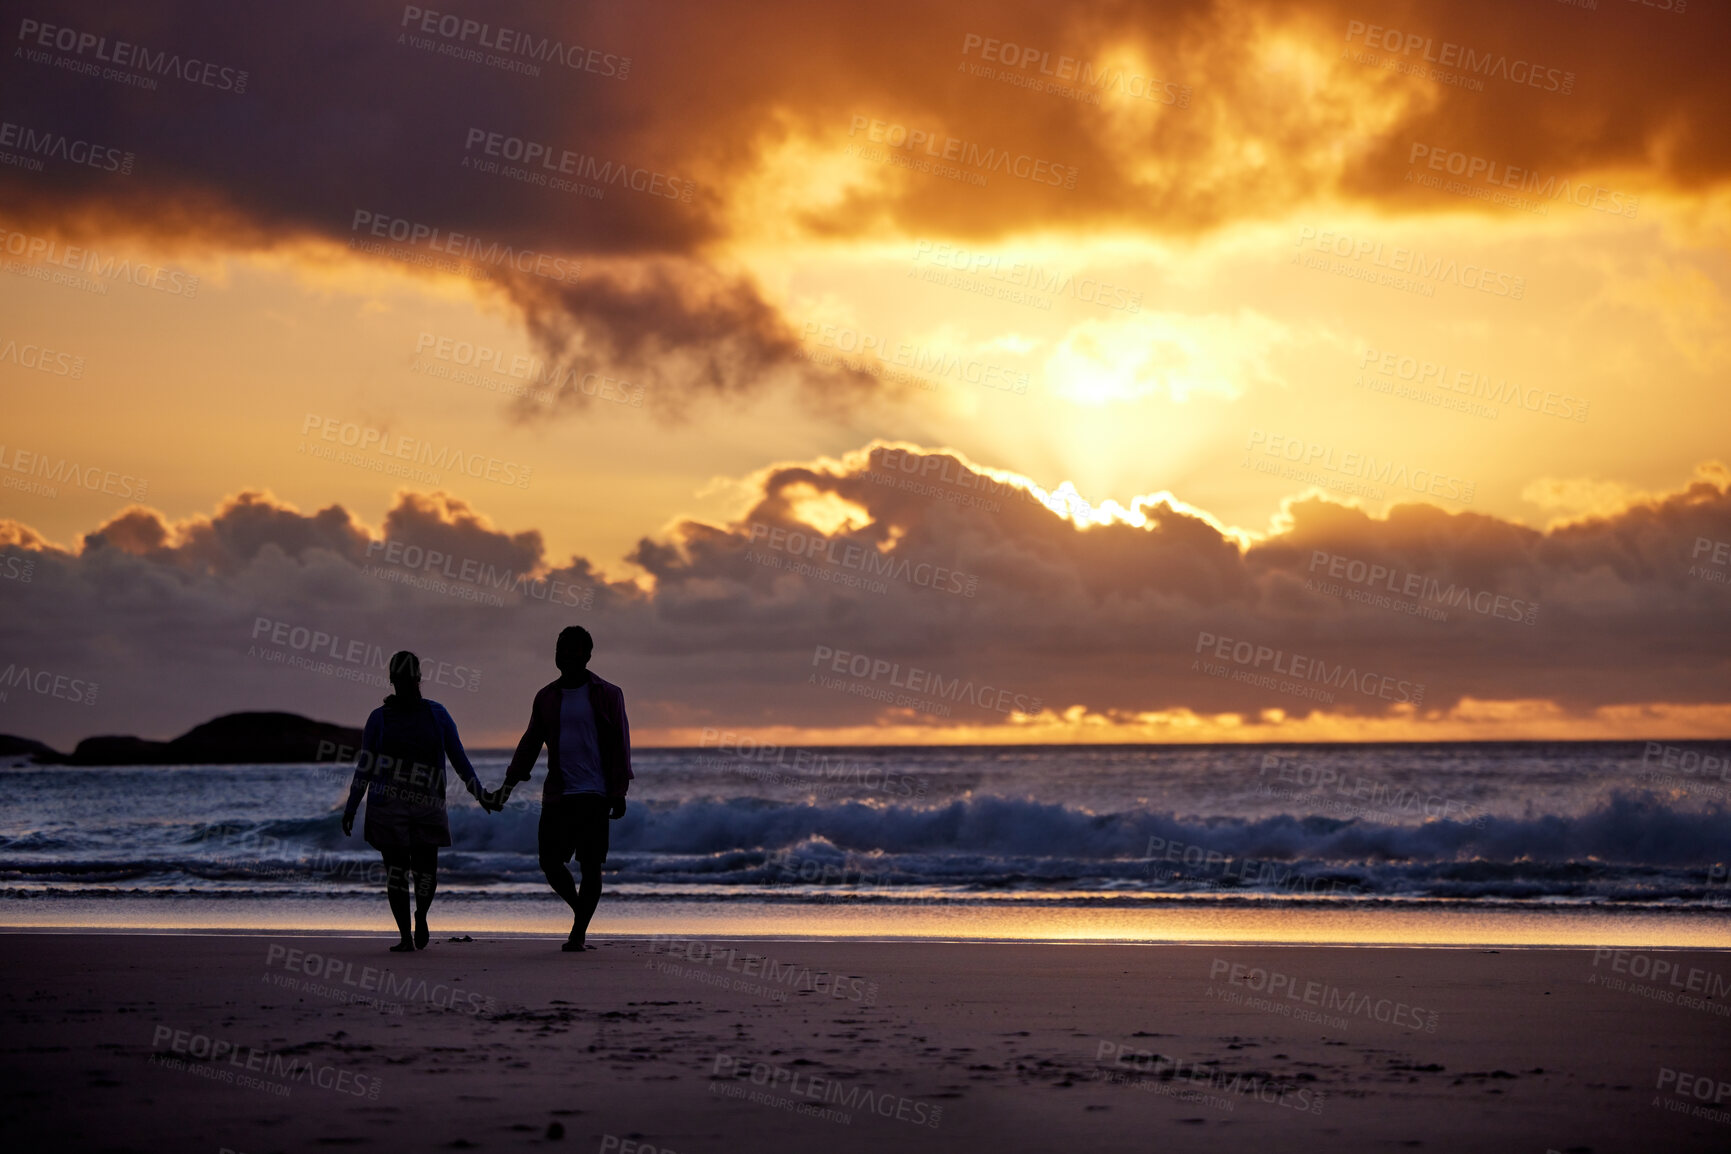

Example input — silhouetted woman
[341,651,490,951]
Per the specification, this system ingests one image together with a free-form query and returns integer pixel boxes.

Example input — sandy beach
[3,932,1728,1152]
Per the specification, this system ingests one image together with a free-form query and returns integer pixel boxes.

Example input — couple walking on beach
[339,626,630,953]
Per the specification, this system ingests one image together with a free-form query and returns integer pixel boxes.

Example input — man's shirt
[557,685,607,795]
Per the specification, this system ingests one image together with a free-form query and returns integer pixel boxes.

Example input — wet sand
[2,932,1727,1152]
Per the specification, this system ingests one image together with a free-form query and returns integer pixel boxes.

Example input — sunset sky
[2,0,1728,747]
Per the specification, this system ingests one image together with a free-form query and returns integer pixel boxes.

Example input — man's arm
[504,693,547,786]
[615,692,631,792]
[608,687,631,818]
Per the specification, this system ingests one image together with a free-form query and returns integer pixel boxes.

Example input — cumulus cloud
[3,448,1728,747]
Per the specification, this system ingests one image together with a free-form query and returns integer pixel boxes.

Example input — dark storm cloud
[3,0,1723,410]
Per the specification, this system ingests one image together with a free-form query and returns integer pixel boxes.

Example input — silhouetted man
[497,626,632,952]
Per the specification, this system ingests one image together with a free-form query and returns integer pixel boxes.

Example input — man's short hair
[557,626,593,663]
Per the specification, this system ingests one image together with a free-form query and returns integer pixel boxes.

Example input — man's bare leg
[568,859,602,950]
[540,851,597,951]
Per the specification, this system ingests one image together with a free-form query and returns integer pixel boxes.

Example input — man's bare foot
[414,915,430,950]
[390,939,416,953]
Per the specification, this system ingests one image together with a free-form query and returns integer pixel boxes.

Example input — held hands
[477,782,514,814]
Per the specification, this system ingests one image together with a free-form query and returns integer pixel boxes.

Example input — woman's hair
[385,650,423,706]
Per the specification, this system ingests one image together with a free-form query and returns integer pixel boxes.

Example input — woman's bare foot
[390,939,416,953]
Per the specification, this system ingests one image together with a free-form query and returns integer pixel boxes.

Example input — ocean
[3,742,1728,946]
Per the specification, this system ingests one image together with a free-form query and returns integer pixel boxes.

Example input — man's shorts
[539,793,611,866]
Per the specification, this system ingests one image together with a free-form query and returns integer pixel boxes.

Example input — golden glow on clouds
[721,112,897,247]
[1045,309,1290,403]
[1100,11,1432,212]
[1522,462,1728,528]
[642,700,1731,748]
[784,486,872,535]
[1521,476,1651,523]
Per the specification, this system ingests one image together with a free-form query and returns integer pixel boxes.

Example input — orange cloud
[5,0,1725,414]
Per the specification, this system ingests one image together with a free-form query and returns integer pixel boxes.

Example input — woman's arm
[433,703,483,797]
[342,711,382,831]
